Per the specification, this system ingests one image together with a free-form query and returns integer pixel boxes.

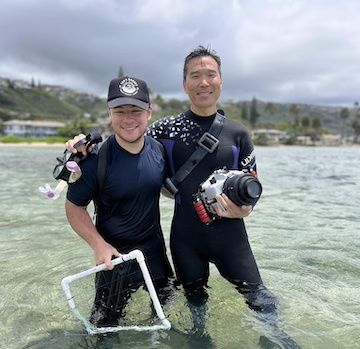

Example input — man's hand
[214,193,253,219]
[92,240,122,270]
[65,133,87,156]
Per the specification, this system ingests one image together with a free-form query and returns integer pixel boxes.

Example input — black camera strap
[96,139,108,199]
[164,111,225,196]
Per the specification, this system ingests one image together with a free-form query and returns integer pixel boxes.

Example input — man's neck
[115,134,145,154]
[190,105,217,117]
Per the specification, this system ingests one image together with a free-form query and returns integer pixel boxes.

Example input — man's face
[109,105,151,145]
[183,56,222,116]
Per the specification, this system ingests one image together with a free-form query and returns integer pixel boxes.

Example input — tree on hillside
[339,107,350,142]
[301,116,311,136]
[153,94,166,108]
[264,102,276,128]
[312,116,323,141]
[240,101,248,121]
[167,98,185,111]
[351,101,360,143]
[289,104,300,124]
[249,97,260,128]
[289,103,300,137]
[118,66,125,78]
[57,117,90,138]
[351,119,360,143]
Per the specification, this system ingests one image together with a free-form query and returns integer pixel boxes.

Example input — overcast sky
[0,0,359,107]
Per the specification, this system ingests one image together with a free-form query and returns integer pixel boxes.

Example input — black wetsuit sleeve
[238,127,257,172]
[66,154,98,206]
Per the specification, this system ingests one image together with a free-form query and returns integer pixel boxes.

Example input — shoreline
[0,142,64,147]
[0,142,358,148]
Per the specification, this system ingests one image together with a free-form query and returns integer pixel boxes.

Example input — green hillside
[0,78,106,122]
[0,77,356,136]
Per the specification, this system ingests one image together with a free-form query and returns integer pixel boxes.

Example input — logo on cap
[119,78,139,96]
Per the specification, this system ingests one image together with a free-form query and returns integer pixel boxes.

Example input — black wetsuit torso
[147,110,262,287]
[66,135,172,281]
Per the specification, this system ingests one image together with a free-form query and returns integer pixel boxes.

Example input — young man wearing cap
[65,76,173,326]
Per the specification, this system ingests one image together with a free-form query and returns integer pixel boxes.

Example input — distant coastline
[0,142,64,147]
[0,141,358,148]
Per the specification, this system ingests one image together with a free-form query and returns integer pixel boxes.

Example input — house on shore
[2,120,108,139]
[251,129,289,143]
[2,120,65,138]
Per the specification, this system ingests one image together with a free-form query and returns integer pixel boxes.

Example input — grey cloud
[0,0,358,107]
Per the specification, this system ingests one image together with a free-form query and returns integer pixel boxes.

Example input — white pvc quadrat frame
[61,249,171,334]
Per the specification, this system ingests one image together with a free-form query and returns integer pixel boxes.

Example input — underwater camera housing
[193,167,262,224]
[52,132,102,183]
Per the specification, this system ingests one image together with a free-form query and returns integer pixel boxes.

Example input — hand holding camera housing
[193,167,262,224]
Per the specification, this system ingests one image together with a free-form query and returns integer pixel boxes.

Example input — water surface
[0,145,359,349]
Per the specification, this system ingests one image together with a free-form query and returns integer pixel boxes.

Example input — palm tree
[250,97,260,128]
[289,104,300,139]
[339,107,350,142]
[312,116,323,142]
[351,118,360,143]
[351,101,360,143]
[289,104,300,124]
[264,102,276,129]
[240,101,248,121]
[118,66,125,78]
[301,116,311,136]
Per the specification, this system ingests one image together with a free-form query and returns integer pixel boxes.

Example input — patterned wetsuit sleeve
[146,116,169,140]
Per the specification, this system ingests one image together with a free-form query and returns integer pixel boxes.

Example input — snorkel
[39,132,102,200]
[39,161,82,199]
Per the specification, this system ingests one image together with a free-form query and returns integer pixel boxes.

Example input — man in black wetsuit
[146,45,278,324]
[147,46,303,349]
[65,76,173,326]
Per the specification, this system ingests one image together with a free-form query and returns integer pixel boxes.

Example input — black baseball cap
[107,76,150,110]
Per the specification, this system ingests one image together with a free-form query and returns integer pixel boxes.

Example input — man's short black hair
[183,45,222,81]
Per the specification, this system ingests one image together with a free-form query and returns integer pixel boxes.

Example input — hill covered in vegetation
[0,76,357,136]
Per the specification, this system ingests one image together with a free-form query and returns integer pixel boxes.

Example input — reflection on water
[0,146,359,349]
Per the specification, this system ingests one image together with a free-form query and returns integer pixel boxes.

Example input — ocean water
[0,145,359,349]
